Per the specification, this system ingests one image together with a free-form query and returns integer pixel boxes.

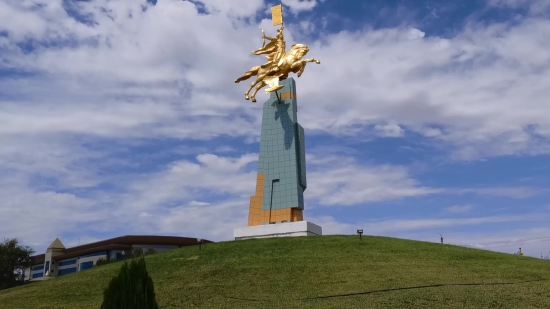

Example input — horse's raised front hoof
[245,94,250,100]
[251,97,257,103]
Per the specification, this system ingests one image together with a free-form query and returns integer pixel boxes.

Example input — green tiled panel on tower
[295,123,307,189]
[257,78,306,212]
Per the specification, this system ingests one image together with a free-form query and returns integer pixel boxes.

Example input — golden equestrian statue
[235,4,320,102]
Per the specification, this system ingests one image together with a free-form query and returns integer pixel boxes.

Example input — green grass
[1,235,549,309]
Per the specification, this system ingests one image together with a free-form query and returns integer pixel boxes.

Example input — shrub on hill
[130,247,156,258]
[145,248,157,256]
[99,257,158,309]
[95,258,110,267]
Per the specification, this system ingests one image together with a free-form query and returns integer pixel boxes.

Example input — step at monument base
[233,221,322,240]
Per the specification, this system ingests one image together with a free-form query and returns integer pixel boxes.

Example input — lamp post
[437,233,444,244]
[121,251,126,260]
[197,238,203,251]
[357,229,363,241]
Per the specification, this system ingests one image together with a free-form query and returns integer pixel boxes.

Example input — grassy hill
[1,235,549,309]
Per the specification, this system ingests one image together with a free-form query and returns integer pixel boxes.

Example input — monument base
[233,221,322,240]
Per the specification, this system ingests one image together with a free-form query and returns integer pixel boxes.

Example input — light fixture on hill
[197,238,203,251]
[437,233,444,244]
[357,229,363,241]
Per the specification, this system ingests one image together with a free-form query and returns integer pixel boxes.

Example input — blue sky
[0,0,549,258]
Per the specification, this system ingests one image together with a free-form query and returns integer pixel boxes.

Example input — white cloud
[156,199,248,239]
[420,127,443,137]
[306,155,441,206]
[191,0,265,17]
[299,20,316,34]
[407,28,426,40]
[188,200,211,206]
[0,0,548,160]
[0,186,108,249]
[281,0,320,15]
[374,123,405,137]
[314,213,545,232]
[139,212,153,218]
[214,145,236,153]
[117,153,258,216]
[456,187,539,198]
[446,205,474,213]
[0,136,104,188]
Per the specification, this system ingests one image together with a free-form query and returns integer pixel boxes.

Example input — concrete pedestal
[234,221,322,240]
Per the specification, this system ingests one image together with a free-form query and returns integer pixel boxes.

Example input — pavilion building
[25,235,212,281]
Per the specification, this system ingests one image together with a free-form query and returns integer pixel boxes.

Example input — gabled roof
[47,238,65,250]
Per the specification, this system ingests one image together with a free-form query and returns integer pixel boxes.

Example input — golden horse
[235,44,320,102]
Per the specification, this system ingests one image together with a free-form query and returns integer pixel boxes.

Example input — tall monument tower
[233,4,322,240]
[248,78,305,226]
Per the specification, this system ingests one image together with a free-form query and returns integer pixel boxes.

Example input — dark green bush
[95,257,110,267]
[132,247,143,258]
[100,257,158,309]
[144,248,157,256]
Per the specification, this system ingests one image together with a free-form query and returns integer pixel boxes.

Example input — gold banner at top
[271,4,283,26]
